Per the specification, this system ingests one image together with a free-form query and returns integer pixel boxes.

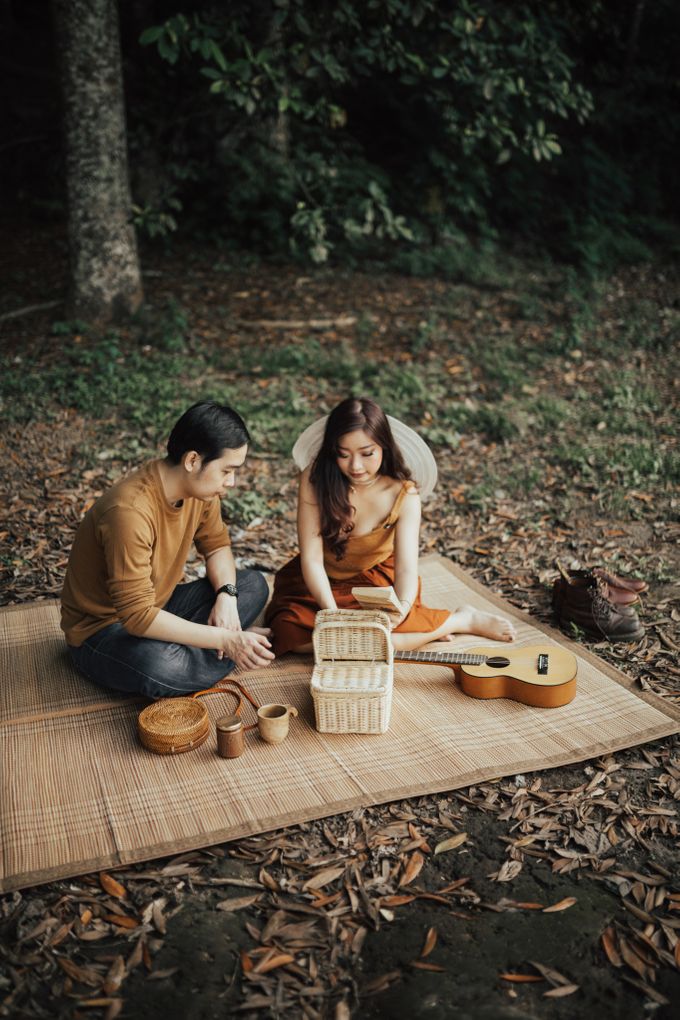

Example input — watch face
[222,583,238,597]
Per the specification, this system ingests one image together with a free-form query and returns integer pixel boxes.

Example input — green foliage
[132,196,182,240]
[228,490,281,527]
[0,305,199,430]
[387,238,513,288]
[136,0,594,260]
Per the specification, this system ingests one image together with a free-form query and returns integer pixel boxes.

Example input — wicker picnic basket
[311,608,394,734]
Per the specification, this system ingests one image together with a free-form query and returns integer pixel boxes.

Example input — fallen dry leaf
[360,970,402,996]
[216,894,260,912]
[529,961,572,986]
[434,832,468,855]
[151,899,167,935]
[399,851,425,887]
[102,956,126,996]
[56,957,102,987]
[102,913,139,929]
[501,900,544,910]
[493,859,522,883]
[543,896,577,913]
[601,926,623,968]
[302,865,345,891]
[543,984,580,998]
[381,895,416,907]
[619,937,653,980]
[621,974,670,1005]
[99,872,127,899]
[499,973,543,983]
[252,952,295,974]
[409,960,446,972]
[421,927,437,958]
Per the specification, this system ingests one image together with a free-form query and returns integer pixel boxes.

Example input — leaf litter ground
[0,230,679,1018]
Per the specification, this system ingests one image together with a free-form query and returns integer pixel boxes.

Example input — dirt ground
[0,225,679,1019]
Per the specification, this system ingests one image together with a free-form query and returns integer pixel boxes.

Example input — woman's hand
[388,604,410,631]
[220,628,274,671]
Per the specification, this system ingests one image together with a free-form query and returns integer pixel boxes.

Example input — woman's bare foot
[391,607,516,651]
[444,607,516,642]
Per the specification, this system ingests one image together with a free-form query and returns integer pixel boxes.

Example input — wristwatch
[216,583,239,598]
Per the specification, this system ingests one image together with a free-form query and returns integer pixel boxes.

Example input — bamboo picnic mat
[2,554,678,893]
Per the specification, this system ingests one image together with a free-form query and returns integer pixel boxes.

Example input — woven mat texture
[2,554,678,892]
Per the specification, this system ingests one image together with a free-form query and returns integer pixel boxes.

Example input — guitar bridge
[537,653,549,675]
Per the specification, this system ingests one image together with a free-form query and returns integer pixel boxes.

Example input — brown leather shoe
[552,571,645,642]
[559,568,639,606]
[593,567,649,595]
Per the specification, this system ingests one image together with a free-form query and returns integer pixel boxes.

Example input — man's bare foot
[446,608,516,642]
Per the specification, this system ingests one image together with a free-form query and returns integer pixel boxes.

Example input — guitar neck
[396,649,485,667]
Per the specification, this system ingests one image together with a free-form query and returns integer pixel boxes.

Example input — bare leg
[391,607,516,651]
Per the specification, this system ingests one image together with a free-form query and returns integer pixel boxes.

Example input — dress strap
[382,480,417,529]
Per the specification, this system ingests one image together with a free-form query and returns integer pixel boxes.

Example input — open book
[351,585,403,615]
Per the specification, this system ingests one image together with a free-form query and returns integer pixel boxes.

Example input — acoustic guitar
[395,644,577,708]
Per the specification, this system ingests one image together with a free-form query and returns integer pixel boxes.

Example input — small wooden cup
[257,704,298,744]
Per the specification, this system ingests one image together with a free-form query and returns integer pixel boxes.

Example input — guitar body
[396,644,577,708]
[456,644,577,708]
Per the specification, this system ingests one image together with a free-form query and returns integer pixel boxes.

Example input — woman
[266,397,516,653]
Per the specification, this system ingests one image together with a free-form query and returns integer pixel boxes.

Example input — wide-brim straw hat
[292,413,438,498]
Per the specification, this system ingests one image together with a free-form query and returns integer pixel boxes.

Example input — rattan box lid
[313,609,393,664]
[138,698,211,755]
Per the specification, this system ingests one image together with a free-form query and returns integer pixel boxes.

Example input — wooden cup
[257,703,298,744]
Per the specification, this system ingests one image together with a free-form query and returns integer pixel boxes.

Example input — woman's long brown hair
[310,397,412,560]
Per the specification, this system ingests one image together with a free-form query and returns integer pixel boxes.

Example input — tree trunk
[52,0,142,323]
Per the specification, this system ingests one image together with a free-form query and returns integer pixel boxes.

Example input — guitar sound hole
[485,656,510,669]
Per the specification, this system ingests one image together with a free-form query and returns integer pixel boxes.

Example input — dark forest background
[2,0,679,283]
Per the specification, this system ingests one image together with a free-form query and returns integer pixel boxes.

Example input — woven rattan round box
[138,698,211,754]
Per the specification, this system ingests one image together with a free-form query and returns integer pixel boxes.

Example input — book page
[351,585,402,614]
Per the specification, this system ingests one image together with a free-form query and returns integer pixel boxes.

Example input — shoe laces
[590,576,615,635]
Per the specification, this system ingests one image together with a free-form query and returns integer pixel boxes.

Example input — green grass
[2,259,676,506]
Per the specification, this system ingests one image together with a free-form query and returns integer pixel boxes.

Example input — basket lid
[313,609,393,664]
[137,697,210,755]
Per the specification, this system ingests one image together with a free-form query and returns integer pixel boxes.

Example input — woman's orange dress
[265,483,450,655]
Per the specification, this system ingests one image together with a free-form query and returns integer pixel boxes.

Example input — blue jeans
[68,570,269,699]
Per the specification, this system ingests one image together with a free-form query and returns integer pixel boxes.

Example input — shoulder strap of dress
[383,480,417,526]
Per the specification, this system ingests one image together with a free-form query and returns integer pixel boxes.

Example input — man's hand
[210,594,242,657]
[220,628,274,672]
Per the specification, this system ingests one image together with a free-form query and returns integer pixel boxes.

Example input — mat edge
[423,553,680,725]
[2,717,677,894]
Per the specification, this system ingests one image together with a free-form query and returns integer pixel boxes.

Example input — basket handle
[190,677,261,732]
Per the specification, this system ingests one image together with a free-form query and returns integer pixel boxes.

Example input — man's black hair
[166,402,250,466]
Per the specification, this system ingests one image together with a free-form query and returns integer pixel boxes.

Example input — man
[61,401,274,698]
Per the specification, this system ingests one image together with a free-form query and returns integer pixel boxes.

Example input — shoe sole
[557,619,645,643]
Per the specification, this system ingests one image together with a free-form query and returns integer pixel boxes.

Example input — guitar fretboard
[397,650,485,666]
